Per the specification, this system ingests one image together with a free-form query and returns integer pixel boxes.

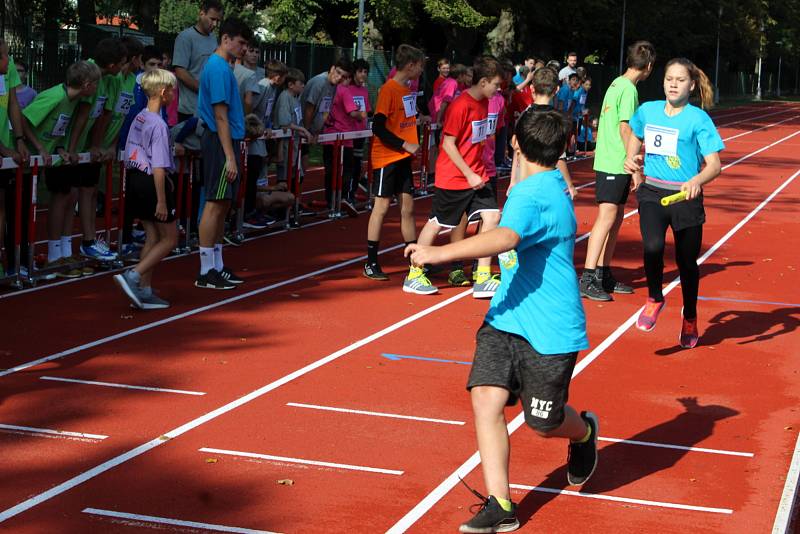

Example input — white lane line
[772,432,800,533]
[199,447,404,476]
[286,402,465,426]
[712,105,777,121]
[509,483,733,515]
[82,508,279,534]
[716,108,789,129]
[384,166,800,533]
[724,114,800,141]
[0,288,472,523]
[598,437,754,457]
[0,423,107,441]
[39,376,206,396]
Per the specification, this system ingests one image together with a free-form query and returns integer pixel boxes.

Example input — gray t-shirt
[244,75,277,157]
[300,71,336,134]
[558,65,577,85]
[234,64,265,97]
[276,89,302,129]
[172,26,218,116]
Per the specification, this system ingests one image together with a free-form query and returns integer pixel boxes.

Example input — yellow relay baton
[660,191,688,207]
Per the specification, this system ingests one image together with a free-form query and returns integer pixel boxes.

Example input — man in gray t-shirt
[558,52,578,86]
[172,1,223,119]
[300,59,351,135]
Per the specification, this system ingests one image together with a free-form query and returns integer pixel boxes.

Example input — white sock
[61,236,72,257]
[48,241,62,263]
[213,243,224,271]
[199,247,215,275]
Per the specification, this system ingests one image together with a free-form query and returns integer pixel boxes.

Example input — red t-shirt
[510,89,533,124]
[433,75,445,95]
[435,91,490,190]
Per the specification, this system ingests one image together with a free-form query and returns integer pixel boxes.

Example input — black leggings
[639,202,703,319]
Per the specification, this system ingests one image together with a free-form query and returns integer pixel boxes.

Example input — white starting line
[39,376,206,396]
[509,483,733,515]
[82,508,279,534]
[286,402,465,426]
[0,423,107,441]
[199,447,404,476]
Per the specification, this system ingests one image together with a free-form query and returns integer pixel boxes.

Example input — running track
[1,103,799,533]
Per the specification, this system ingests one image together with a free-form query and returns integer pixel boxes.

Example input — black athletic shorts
[373,157,413,198]
[595,170,632,205]
[201,129,240,202]
[126,167,176,223]
[430,183,499,228]
[45,165,76,194]
[70,162,102,188]
[0,168,14,189]
[467,323,578,432]
[637,183,705,232]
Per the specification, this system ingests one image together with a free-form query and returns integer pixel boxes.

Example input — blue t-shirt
[486,169,589,354]
[630,101,724,188]
[577,125,594,144]
[571,87,587,119]
[556,84,572,113]
[512,73,524,86]
[198,53,245,140]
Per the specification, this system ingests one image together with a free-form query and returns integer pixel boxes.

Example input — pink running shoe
[637,298,665,332]
[680,314,699,348]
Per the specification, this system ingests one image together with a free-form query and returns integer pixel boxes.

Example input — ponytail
[666,57,715,109]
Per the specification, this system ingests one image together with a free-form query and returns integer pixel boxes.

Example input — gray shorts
[467,323,578,432]
[201,129,240,202]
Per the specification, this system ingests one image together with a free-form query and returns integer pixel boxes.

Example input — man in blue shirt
[406,109,598,533]
[195,17,251,290]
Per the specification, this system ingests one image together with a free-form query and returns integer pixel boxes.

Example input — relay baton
[660,191,688,207]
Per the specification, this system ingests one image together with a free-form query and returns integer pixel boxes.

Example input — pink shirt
[388,68,420,94]
[323,84,371,147]
[431,77,458,120]
[166,84,179,127]
[483,92,505,177]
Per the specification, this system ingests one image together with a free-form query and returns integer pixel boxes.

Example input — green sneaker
[403,269,438,295]
[448,268,471,287]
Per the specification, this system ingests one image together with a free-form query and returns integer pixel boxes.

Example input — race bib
[487,113,499,136]
[579,94,587,105]
[319,96,332,114]
[352,96,366,113]
[265,97,275,122]
[0,76,6,96]
[293,106,302,124]
[90,96,108,119]
[644,124,679,157]
[470,118,488,144]
[115,92,134,115]
[401,94,416,118]
[51,113,71,137]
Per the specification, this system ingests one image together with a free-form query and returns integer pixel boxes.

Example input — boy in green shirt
[22,60,101,276]
[580,41,655,301]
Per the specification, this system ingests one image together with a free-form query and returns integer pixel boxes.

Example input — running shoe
[473,274,501,299]
[80,241,117,261]
[679,311,699,349]
[132,228,146,244]
[403,269,438,295]
[195,269,236,290]
[636,297,665,332]
[567,411,599,486]
[139,293,170,310]
[363,262,389,281]
[598,267,633,294]
[50,258,82,279]
[458,481,519,534]
[118,243,141,262]
[242,213,268,229]
[340,199,359,218]
[448,268,471,287]
[580,272,612,301]
[113,270,144,308]
[224,232,244,247]
[219,266,245,285]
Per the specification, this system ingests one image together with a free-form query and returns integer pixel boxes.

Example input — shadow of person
[516,397,739,527]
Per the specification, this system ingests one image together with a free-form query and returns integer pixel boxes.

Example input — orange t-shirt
[371,79,418,169]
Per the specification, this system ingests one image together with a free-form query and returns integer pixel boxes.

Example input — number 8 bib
[644,124,679,157]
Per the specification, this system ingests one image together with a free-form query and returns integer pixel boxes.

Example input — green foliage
[423,0,494,28]
[158,0,197,33]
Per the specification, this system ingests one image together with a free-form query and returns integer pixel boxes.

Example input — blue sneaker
[80,241,117,261]
[118,243,140,262]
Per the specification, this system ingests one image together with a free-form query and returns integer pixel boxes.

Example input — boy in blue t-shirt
[405,110,597,533]
[194,17,252,290]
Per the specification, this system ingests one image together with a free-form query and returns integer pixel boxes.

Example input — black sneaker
[224,232,244,247]
[459,495,519,533]
[579,272,612,302]
[340,199,359,218]
[598,267,634,294]
[363,262,389,281]
[219,266,245,285]
[195,269,236,290]
[567,411,599,486]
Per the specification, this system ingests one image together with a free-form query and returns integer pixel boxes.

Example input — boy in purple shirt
[113,69,179,309]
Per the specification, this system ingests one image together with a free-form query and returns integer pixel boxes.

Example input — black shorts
[0,169,15,189]
[70,162,102,188]
[430,184,499,228]
[595,170,632,205]
[637,183,705,232]
[467,323,578,432]
[201,129,240,202]
[126,168,176,223]
[45,165,76,194]
[373,158,413,198]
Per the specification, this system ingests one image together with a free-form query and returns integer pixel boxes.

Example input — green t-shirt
[23,84,80,164]
[103,71,136,148]
[594,76,639,174]
[0,57,22,148]
[70,66,119,151]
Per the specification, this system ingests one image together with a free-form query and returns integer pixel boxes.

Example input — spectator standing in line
[234,41,264,94]
[558,52,578,85]
[14,60,37,109]
[173,0,223,121]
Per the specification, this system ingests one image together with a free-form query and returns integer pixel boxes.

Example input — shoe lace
[457,476,490,514]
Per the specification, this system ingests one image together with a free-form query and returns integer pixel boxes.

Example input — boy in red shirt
[404,55,503,297]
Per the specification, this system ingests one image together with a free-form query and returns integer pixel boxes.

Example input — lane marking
[598,437,754,457]
[82,508,278,534]
[772,432,800,534]
[39,376,206,396]
[724,114,800,141]
[697,296,800,308]
[381,353,472,365]
[286,402,466,426]
[0,423,107,441]
[384,167,800,533]
[199,447,404,476]
[509,483,733,514]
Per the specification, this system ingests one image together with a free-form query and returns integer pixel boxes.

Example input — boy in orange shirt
[363,45,424,281]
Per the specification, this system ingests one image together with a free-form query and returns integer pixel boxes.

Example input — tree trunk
[76,0,96,58]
